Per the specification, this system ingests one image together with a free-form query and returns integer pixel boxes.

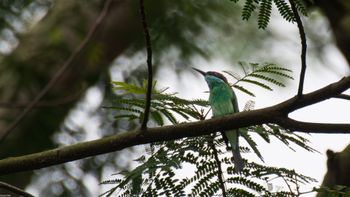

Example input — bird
[193,67,244,172]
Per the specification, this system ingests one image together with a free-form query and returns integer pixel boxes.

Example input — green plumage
[193,68,244,172]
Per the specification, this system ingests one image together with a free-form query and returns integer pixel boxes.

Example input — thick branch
[276,118,350,134]
[0,76,349,175]
[0,109,273,175]
[333,94,350,101]
[274,76,350,113]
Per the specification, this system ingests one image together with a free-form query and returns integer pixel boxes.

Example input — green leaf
[114,114,139,120]
[233,85,255,97]
[160,109,178,124]
[273,0,295,22]
[240,129,264,162]
[294,0,308,16]
[251,126,270,143]
[249,73,286,87]
[240,78,273,91]
[151,111,164,126]
[242,0,258,20]
[255,69,294,79]
[112,81,146,94]
[258,0,272,29]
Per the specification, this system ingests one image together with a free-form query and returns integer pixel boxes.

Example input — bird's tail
[224,129,245,172]
[232,148,244,172]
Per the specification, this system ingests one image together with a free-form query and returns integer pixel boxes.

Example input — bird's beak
[192,67,206,76]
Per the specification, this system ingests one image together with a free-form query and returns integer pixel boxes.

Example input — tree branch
[0,181,34,197]
[0,0,114,143]
[289,0,307,96]
[0,76,349,175]
[0,89,83,108]
[333,94,350,101]
[276,118,350,134]
[139,0,153,130]
[209,134,227,197]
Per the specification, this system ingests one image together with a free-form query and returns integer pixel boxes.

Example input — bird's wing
[230,89,239,113]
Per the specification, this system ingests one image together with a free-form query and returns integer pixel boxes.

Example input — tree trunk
[0,0,140,187]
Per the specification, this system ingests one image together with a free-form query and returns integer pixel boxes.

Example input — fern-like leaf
[151,111,164,126]
[228,188,256,197]
[227,177,269,193]
[233,84,256,97]
[249,73,286,87]
[241,78,273,91]
[293,0,308,16]
[258,0,272,29]
[273,0,295,22]
[242,0,258,20]
[229,62,293,97]
[241,129,264,162]
[255,69,294,79]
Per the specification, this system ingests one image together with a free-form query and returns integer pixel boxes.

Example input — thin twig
[333,94,350,101]
[281,175,295,196]
[289,0,307,97]
[203,107,212,119]
[0,181,34,197]
[139,0,153,130]
[0,0,114,143]
[209,134,227,197]
[0,89,82,108]
[294,174,301,196]
[297,189,318,196]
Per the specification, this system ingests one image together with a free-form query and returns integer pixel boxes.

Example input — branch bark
[0,76,349,175]
[0,89,83,108]
[209,134,227,197]
[333,94,350,101]
[0,181,34,197]
[289,0,307,96]
[139,0,153,130]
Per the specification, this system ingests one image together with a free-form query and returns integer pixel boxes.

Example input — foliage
[108,80,208,125]
[224,62,293,97]
[130,0,246,60]
[231,0,309,29]
[101,63,317,196]
[316,185,350,197]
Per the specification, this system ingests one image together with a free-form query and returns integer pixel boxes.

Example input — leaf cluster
[101,63,317,196]
[315,185,350,197]
[224,62,293,97]
[231,0,308,29]
[108,80,209,126]
[101,126,316,196]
